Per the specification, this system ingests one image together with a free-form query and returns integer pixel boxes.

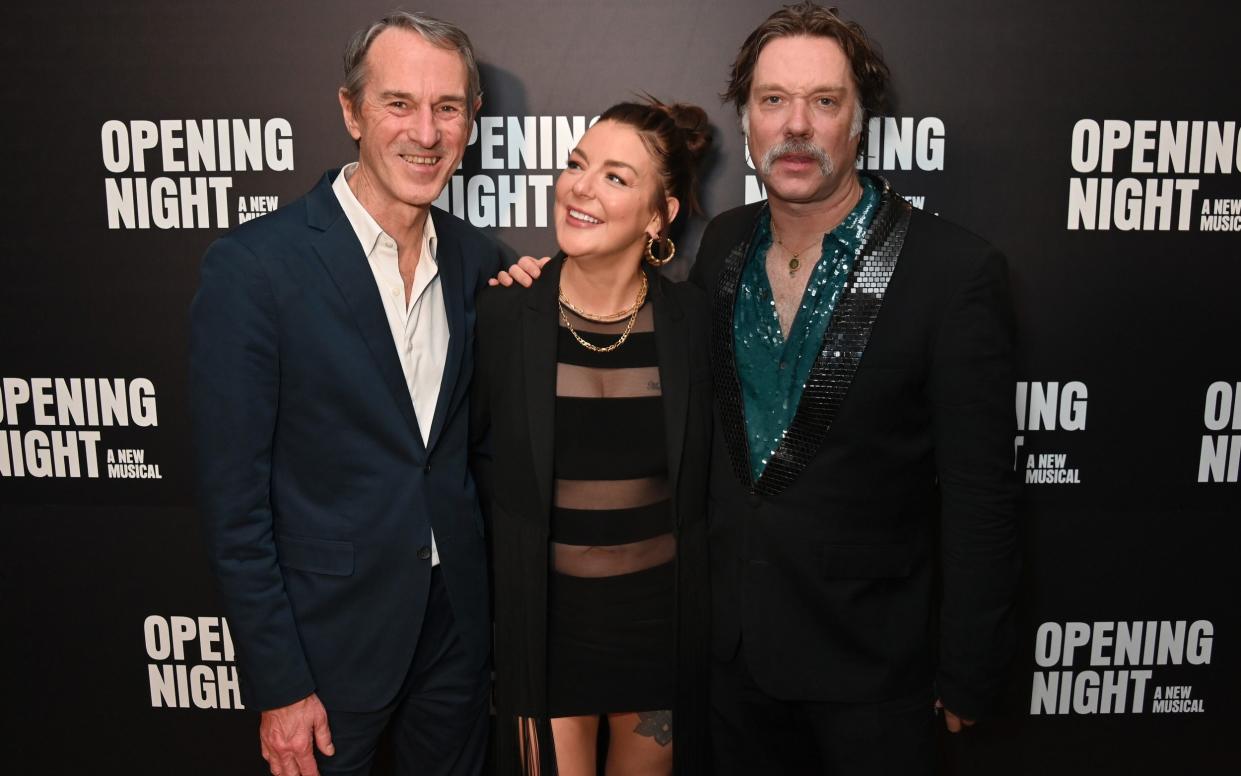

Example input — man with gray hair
[191,11,508,776]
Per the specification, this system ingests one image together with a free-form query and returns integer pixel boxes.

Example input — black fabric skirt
[546,561,676,718]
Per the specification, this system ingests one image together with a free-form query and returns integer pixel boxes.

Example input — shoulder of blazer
[475,281,529,334]
[902,206,1007,283]
[690,202,765,287]
[700,202,765,257]
[209,171,337,262]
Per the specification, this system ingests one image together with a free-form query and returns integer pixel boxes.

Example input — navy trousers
[315,568,490,776]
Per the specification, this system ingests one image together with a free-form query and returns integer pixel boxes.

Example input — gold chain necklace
[773,229,823,277]
[558,272,648,323]
[558,273,647,353]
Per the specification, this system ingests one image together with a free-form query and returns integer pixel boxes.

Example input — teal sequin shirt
[733,174,880,481]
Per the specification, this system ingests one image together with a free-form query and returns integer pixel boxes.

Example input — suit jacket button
[424,462,432,474]
[417,546,431,560]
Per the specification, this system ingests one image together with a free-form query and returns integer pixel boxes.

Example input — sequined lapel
[754,179,912,496]
[710,204,768,490]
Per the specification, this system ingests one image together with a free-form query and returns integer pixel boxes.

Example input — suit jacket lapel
[523,257,562,515]
[755,178,912,496]
[710,205,768,490]
[651,273,689,516]
[425,208,466,453]
[307,174,423,446]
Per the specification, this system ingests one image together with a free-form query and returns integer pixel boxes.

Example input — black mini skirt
[546,560,676,718]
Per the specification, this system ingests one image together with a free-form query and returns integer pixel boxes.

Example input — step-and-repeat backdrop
[4,0,1237,772]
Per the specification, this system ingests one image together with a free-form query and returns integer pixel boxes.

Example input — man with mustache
[691,3,1020,772]
[190,11,508,776]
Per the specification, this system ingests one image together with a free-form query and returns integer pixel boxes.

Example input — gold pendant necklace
[773,230,823,277]
[558,272,648,353]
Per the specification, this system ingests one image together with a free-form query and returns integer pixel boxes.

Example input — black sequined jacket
[688,174,1021,721]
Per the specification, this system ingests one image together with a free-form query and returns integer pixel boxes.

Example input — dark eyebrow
[569,147,638,176]
[752,83,847,94]
[603,159,639,175]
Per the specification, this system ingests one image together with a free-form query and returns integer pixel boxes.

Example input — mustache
[760,138,833,177]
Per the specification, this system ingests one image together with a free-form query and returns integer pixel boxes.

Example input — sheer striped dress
[546,300,675,716]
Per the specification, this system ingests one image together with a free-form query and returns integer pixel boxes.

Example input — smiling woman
[473,98,714,776]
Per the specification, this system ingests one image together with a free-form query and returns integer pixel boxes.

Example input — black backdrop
[4,1,1238,772]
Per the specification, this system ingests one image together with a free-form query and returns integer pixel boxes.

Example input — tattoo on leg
[634,710,673,747]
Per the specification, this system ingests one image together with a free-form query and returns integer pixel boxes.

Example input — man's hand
[488,255,551,287]
[259,693,334,776]
[935,698,976,733]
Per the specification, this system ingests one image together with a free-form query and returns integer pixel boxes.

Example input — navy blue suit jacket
[190,170,507,712]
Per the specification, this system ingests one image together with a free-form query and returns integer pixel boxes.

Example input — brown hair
[596,97,713,243]
[722,2,890,148]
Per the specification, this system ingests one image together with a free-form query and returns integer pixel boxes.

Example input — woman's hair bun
[660,102,713,163]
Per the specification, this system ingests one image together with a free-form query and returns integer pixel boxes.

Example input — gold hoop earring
[644,235,676,266]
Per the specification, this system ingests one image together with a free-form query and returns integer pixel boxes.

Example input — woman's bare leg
[551,714,601,776]
[604,710,673,776]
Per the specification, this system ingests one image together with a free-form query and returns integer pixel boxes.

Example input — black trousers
[315,568,490,776]
[711,645,936,776]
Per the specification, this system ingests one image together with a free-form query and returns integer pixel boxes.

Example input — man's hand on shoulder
[488,255,550,288]
[936,698,976,733]
[260,692,334,776]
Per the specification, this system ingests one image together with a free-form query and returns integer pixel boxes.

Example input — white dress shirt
[333,162,446,566]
